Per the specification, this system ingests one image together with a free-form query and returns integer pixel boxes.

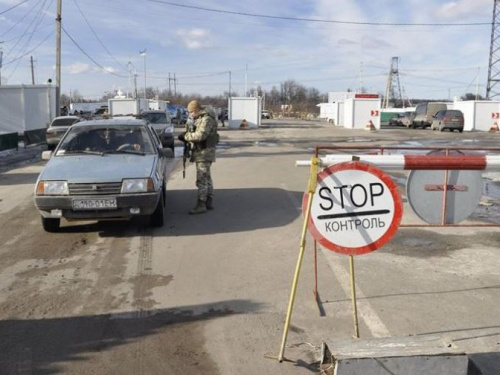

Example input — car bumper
[34,192,161,220]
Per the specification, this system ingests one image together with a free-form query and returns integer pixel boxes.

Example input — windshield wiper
[102,150,146,155]
[59,150,104,156]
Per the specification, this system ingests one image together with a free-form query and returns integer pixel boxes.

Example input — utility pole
[30,56,35,84]
[168,72,171,94]
[228,70,232,98]
[382,57,403,108]
[174,73,177,96]
[245,63,248,96]
[487,0,500,99]
[0,41,3,86]
[55,0,62,116]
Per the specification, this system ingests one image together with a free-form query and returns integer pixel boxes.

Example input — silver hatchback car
[34,118,171,232]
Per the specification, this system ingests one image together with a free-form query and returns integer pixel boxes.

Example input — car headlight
[121,178,155,193]
[36,180,69,196]
[163,126,174,134]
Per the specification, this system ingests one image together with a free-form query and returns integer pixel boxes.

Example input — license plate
[72,198,117,210]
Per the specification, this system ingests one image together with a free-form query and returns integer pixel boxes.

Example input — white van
[412,102,447,129]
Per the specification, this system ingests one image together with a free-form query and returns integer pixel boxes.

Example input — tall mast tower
[487,0,500,99]
[382,57,403,108]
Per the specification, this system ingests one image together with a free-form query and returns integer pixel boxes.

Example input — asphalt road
[1,120,500,374]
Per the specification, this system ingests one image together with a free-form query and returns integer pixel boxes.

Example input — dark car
[137,110,174,152]
[430,110,464,132]
[34,118,170,232]
[46,116,82,150]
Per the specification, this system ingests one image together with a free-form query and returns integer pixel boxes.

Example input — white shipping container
[108,98,150,116]
[228,97,261,129]
[343,98,381,129]
[0,84,56,133]
[452,100,500,132]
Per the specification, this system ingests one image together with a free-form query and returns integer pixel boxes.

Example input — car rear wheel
[150,192,164,227]
[42,217,60,232]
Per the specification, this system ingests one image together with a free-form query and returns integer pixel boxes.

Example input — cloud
[435,0,491,19]
[65,63,91,74]
[175,28,212,49]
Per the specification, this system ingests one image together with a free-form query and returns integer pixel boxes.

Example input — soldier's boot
[206,197,214,210]
[189,200,207,215]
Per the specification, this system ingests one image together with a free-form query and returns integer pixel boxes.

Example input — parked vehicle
[137,110,174,152]
[430,110,464,132]
[34,118,170,232]
[401,111,415,128]
[261,110,272,119]
[46,116,82,150]
[388,113,404,126]
[412,102,447,128]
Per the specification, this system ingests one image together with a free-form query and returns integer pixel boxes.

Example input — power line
[62,26,128,78]
[70,0,128,73]
[2,30,53,67]
[145,0,491,27]
[0,0,31,16]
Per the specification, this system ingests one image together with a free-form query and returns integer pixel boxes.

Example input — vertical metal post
[143,53,147,99]
[55,0,62,116]
[349,255,360,338]
[30,56,35,84]
[276,157,318,362]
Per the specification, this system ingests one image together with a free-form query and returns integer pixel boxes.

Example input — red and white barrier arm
[296,154,500,170]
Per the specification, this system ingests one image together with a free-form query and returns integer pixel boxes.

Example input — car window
[51,118,79,127]
[144,113,167,124]
[56,125,156,154]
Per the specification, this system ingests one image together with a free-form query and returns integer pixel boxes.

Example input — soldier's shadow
[162,188,303,236]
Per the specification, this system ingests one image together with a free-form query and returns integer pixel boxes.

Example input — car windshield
[143,113,167,124]
[51,118,79,127]
[56,125,156,155]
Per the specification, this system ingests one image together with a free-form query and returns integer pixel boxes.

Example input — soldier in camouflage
[178,100,219,214]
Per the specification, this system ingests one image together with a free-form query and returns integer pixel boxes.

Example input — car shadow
[55,187,304,237]
[0,172,41,186]
[0,300,263,374]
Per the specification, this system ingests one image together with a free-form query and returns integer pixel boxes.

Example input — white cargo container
[228,97,261,129]
[108,98,149,116]
[343,98,381,129]
[318,103,338,124]
[452,100,500,132]
[148,99,169,111]
[0,84,56,133]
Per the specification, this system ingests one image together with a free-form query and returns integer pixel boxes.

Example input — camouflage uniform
[184,109,218,202]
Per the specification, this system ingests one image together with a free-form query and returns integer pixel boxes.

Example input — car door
[146,125,167,183]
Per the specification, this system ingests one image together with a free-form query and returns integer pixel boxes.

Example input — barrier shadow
[0,299,263,374]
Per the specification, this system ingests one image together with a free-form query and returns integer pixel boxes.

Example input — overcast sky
[0,0,494,101]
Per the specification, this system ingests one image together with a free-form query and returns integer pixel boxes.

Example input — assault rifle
[182,118,196,178]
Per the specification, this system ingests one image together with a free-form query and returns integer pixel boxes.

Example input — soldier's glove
[178,132,186,142]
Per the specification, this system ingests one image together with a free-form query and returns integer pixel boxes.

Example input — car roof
[72,118,148,127]
[53,115,80,121]
[141,110,165,114]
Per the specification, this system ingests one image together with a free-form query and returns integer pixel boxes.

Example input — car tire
[150,192,164,227]
[42,217,60,232]
[458,129,463,133]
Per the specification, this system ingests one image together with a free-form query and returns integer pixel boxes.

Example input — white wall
[453,100,500,131]
[228,97,261,129]
[343,98,381,129]
[0,84,56,133]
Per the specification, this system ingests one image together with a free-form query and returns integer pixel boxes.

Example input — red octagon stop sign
[304,161,403,255]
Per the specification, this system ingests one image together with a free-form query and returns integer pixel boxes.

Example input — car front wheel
[150,193,164,227]
[42,216,60,232]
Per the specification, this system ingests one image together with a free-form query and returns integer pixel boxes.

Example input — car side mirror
[42,150,53,160]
